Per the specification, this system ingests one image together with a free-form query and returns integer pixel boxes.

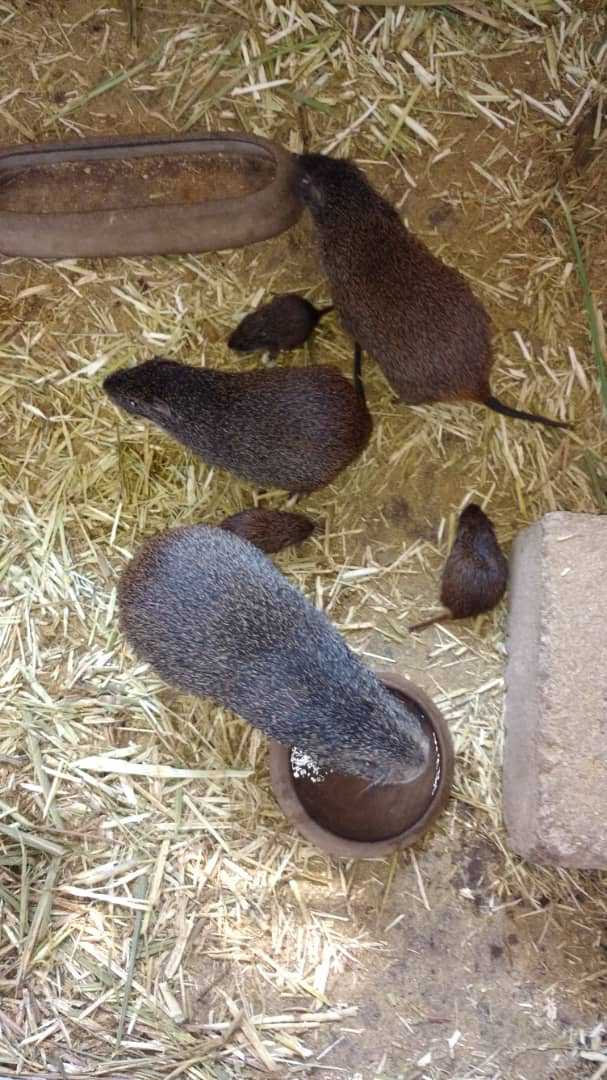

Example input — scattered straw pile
[1,1,606,1076]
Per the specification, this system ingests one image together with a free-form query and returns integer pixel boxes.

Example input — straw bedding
[0,1,605,1076]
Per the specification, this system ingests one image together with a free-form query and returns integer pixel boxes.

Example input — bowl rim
[268,671,455,859]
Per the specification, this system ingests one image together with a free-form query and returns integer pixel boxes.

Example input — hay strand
[557,189,607,413]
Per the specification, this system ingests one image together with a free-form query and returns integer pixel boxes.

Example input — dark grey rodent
[118,525,430,785]
[103,357,372,494]
[219,508,315,553]
[228,293,333,357]
[297,153,570,430]
[409,504,508,632]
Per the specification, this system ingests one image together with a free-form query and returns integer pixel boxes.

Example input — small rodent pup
[409,504,508,632]
[103,357,372,494]
[219,508,315,553]
[119,525,430,785]
[228,293,333,357]
[297,153,570,430]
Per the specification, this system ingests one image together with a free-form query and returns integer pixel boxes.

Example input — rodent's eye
[298,173,322,209]
[129,398,138,408]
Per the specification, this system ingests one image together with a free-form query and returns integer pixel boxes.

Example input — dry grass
[1,0,606,1077]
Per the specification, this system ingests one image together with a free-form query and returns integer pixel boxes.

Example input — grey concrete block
[504,511,607,868]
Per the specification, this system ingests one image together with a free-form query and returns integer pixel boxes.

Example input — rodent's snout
[399,721,434,784]
[227,326,248,351]
[102,368,145,416]
[102,370,122,400]
[404,732,432,783]
[370,730,433,787]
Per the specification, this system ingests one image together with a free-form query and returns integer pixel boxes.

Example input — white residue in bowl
[290,747,327,783]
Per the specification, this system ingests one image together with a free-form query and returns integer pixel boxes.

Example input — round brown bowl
[268,672,454,858]
[0,131,302,259]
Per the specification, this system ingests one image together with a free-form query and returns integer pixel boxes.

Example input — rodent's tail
[353,343,366,403]
[484,395,571,430]
[409,612,450,633]
[318,304,334,318]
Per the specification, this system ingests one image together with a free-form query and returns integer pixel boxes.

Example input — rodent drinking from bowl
[118,524,432,786]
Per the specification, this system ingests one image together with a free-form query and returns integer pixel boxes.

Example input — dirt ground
[298,840,599,1079]
[1,2,606,1078]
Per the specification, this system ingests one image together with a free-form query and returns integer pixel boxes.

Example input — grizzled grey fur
[119,525,430,785]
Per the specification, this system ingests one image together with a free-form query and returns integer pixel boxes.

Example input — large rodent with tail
[103,357,371,494]
[297,153,570,430]
[118,525,430,785]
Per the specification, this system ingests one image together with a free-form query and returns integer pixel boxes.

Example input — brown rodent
[103,357,372,494]
[297,153,570,430]
[219,508,315,553]
[228,293,333,357]
[119,525,430,785]
[409,504,508,632]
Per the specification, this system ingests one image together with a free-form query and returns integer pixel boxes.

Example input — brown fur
[103,357,372,494]
[298,153,569,430]
[228,293,333,357]
[118,525,430,785]
[409,504,508,632]
[219,508,315,553]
